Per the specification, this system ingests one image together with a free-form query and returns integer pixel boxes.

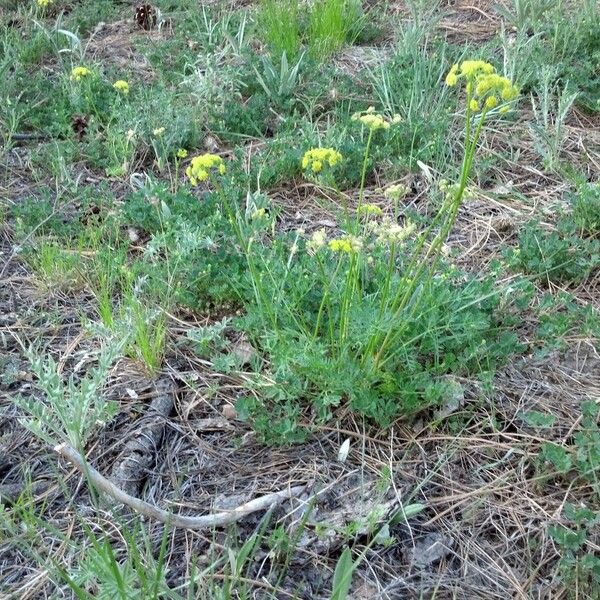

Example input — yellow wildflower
[352,106,395,131]
[251,208,266,220]
[301,148,343,174]
[445,60,519,112]
[357,203,383,217]
[37,0,53,6]
[459,60,495,78]
[153,127,165,137]
[176,148,188,159]
[185,153,226,186]
[445,63,459,86]
[70,66,91,81]
[501,84,519,102]
[485,96,498,109]
[113,80,130,95]
[328,235,362,253]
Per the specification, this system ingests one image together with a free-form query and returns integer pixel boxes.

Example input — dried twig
[55,443,306,530]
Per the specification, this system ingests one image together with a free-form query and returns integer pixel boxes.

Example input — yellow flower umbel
[70,66,92,81]
[351,106,401,131]
[301,148,343,174]
[113,80,130,95]
[357,203,383,217]
[37,0,53,7]
[185,153,226,185]
[176,148,188,159]
[328,235,363,254]
[445,60,519,115]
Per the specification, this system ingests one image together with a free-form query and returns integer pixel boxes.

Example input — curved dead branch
[55,443,306,530]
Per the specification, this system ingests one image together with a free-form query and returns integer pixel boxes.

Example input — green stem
[355,128,374,231]
[370,102,489,369]
[313,254,342,341]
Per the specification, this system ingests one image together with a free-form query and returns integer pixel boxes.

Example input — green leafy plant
[539,400,600,496]
[253,51,305,106]
[534,291,600,356]
[550,504,600,597]
[572,182,600,236]
[365,32,452,170]
[189,60,524,441]
[495,0,561,31]
[122,285,167,376]
[530,66,578,171]
[509,220,599,284]
[14,323,129,450]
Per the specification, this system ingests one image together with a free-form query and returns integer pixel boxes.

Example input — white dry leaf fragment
[416,160,434,183]
[221,403,237,420]
[433,376,465,420]
[231,335,256,366]
[127,227,140,243]
[72,356,90,373]
[338,437,351,463]
[125,388,139,400]
[316,219,337,228]
[491,180,514,195]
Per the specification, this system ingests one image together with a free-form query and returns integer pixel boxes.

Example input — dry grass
[1,1,599,599]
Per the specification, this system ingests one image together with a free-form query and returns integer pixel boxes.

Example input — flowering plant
[185,153,227,185]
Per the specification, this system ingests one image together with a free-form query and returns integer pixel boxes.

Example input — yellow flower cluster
[37,0,53,7]
[185,153,226,185]
[251,208,267,220]
[70,66,92,81]
[445,60,519,114]
[351,106,401,131]
[113,80,130,95]
[301,148,343,174]
[176,148,188,159]
[328,235,363,253]
[357,203,383,217]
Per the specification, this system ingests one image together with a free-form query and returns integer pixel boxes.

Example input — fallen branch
[54,443,306,530]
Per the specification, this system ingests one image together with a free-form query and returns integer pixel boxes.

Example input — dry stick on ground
[54,443,306,530]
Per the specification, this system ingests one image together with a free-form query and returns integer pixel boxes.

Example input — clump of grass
[260,0,301,61]
[259,0,364,63]
[308,0,364,59]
